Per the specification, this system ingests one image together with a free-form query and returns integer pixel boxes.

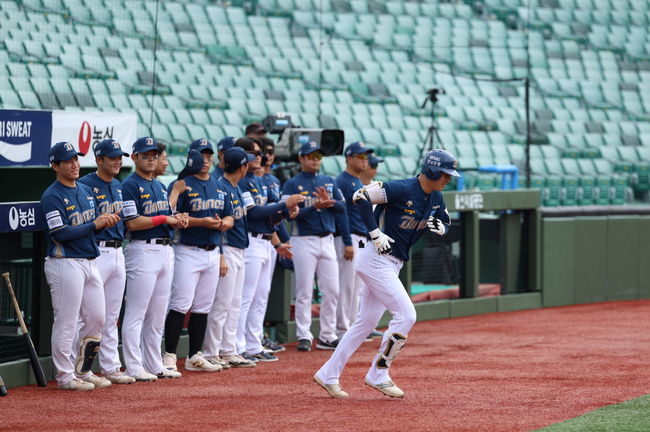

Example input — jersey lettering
[189,197,225,212]
[141,200,169,215]
[398,215,428,231]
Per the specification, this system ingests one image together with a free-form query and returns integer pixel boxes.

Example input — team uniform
[281,170,345,348]
[77,172,128,379]
[315,149,459,399]
[203,148,257,368]
[237,171,288,359]
[41,154,106,389]
[334,171,369,338]
[164,168,232,371]
[121,171,176,379]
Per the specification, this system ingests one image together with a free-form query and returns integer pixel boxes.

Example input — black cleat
[316,338,339,350]
[297,339,312,352]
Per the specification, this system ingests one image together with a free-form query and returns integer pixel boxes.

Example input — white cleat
[364,379,405,398]
[129,370,158,382]
[79,373,112,389]
[205,356,231,370]
[58,378,94,391]
[313,374,349,399]
[162,352,178,371]
[185,352,222,372]
[156,368,182,379]
[104,370,136,384]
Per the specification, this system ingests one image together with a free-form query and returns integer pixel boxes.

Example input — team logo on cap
[64,142,73,151]
[113,141,121,149]
[200,139,207,147]
[453,159,459,168]
[240,157,246,165]
[146,138,153,146]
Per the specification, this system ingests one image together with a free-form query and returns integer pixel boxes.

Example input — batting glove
[369,228,395,255]
[427,216,446,236]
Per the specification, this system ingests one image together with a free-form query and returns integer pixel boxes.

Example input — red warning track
[3,300,650,432]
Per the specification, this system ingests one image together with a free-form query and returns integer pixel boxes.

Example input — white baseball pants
[96,246,126,375]
[169,244,220,314]
[334,234,367,338]
[315,246,416,386]
[237,235,274,354]
[291,234,339,343]
[45,257,105,386]
[121,241,174,376]
[203,245,245,357]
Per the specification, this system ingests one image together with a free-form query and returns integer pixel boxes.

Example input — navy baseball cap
[217,136,236,152]
[224,147,255,171]
[132,137,159,154]
[344,141,374,157]
[178,149,205,179]
[48,141,83,163]
[298,141,321,156]
[94,139,129,158]
[189,138,214,154]
[368,154,384,169]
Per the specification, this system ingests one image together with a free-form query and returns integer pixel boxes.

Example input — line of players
[40,123,387,390]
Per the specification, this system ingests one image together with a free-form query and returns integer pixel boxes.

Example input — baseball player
[202,147,257,368]
[162,141,235,373]
[76,139,135,385]
[360,154,384,186]
[120,137,188,382]
[41,141,120,391]
[281,141,346,352]
[211,136,235,181]
[153,141,169,178]
[314,149,460,399]
[334,142,373,339]
[236,137,302,362]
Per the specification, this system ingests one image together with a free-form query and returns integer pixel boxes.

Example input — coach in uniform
[121,137,187,382]
[314,149,460,399]
[77,139,135,385]
[41,141,120,391]
[282,141,346,352]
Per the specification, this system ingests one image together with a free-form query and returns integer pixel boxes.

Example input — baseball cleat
[241,352,259,363]
[205,356,231,369]
[250,351,278,362]
[364,379,404,398]
[313,375,349,399]
[79,373,112,389]
[262,338,286,353]
[104,370,136,384]
[162,352,178,371]
[297,339,312,352]
[130,370,158,382]
[58,378,95,391]
[316,338,339,350]
[156,369,182,379]
[221,354,256,368]
[185,352,222,372]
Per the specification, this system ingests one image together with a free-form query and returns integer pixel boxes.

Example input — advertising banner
[0,110,53,167]
[0,201,43,232]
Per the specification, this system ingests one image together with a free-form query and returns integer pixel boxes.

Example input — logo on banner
[78,120,114,155]
[0,120,33,163]
[8,206,36,230]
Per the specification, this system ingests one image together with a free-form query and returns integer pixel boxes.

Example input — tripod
[420,88,446,154]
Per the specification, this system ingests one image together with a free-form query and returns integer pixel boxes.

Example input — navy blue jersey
[373,177,450,262]
[239,172,286,234]
[216,176,249,249]
[41,181,100,258]
[336,171,367,235]
[261,173,282,203]
[172,175,233,247]
[78,172,125,242]
[211,165,224,181]
[281,171,345,236]
[121,172,173,240]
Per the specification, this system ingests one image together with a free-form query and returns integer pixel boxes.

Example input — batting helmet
[421,149,461,180]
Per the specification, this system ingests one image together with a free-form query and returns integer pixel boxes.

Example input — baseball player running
[281,141,346,352]
[203,147,257,368]
[314,149,460,399]
[41,141,120,391]
[236,138,301,362]
[334,142,373,339]
[76,139,135,385]
[120,137,187,382]
[163,141,235,373]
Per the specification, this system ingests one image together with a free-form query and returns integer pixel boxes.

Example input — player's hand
[313,186,335,209]
[176,213,190,229]
[343,245,354,261]
[219,256,228,277]
[172,179,190,194]
[284,194,306,208]
[166,216,182,228]
[203,215,223,230]
[288,206,299,219]
[276,243,293,259]
[369,228,395,255]
[427,216,446,236]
